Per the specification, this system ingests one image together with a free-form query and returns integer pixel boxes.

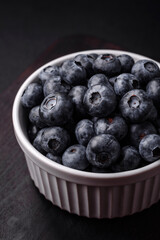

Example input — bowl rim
[12,49,160,185]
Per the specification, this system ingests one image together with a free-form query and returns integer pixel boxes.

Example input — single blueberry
[60,59,87,85]
[69,85,87,117]
[75,119,95,146]
[86,134,120,168]
[62,144,89,170]
[139,134,160,162]
[46,153,62,164]
[21,83,43,108]
[41,127,70,155]
[74,54,95,77]
[129,121,157,148]
[38,65,60,86]
[114,73,140,98]
[94,116,128,141]
[117,54,134,73]
[131,59,160,87]
[87,73,112,90]
[29,106,46,128]
[93,54,121,77]
[119,89,156,122]
[83,84,117,117]
[39,93,73,126]
[111,146,142,172]
[43,75,71,97]
[146,78,160,111]
[33,128,47,154]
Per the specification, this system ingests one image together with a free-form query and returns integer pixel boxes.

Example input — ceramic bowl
[12,50,160,218]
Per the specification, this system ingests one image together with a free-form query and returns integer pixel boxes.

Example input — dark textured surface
[1,1,160,239]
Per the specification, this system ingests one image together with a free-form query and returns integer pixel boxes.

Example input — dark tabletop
[1,1,160,239]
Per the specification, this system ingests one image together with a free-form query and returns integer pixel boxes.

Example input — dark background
[1,1,160,239]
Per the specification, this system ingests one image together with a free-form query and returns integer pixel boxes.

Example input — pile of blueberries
[21,52,160,173]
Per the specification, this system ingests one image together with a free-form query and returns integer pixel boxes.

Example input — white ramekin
[12,50,160,218]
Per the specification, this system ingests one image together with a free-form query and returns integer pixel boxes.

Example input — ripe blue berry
[62,144,89,170]
[39,93,73,126]
[139,134,160,162]
[86,134,120,168]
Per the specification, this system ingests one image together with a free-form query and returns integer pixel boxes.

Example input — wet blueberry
[75,119,95,146]
[60,59,87,85]
[131,60,160,87]
[114,73,140,98]
[146,78,160,111]
[69,85,87,117]
[39,93,73,126]
[119,89,156,122]
[41,127,70,155]
[139,134,160,162]
[38,65,60,86]
[129,121,157,148]
[94,116,128,141]
[86,134,120,168]
[62,144,89,170]
[46,153,62,164]
[43,75,71,97]
[29,106,46,128]
[83,84,117,117]
[117,54,134,73]
[111,146,142,172]
[93,54,121,77]
[21,83,43,108]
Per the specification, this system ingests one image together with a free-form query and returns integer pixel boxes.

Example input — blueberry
[86,134,120,168]
[29,106,46,128]
[119,89,156,122]
[87,73,112,91]
[83,84,117,117]
[33,128,47,154]
[43,75,71,97]
[38,65,59,86]
[62,144,89,170]
[117,54,134,73]
[94,116,128,141]
[131,59,160,87]
[114,73,140,98]
[74,54,94,77]
[69,85,87,117]
[60,59,87,85]
[75,119,95,146]
[21,83,43,108]
[146,78,160,111]
[111,146,141,172]
[41,127,70,155]
[93,54,121,77]
[28,124,39,142]
[129,121,157,148]
[39,93,73,126]
[139,134,160,162]
[46,153,62,164]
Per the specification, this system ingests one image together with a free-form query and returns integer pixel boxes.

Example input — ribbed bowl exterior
[12,50,160,219]
[25,153,160,218]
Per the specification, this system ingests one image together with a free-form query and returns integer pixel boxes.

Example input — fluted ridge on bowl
[25,154,160,218]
